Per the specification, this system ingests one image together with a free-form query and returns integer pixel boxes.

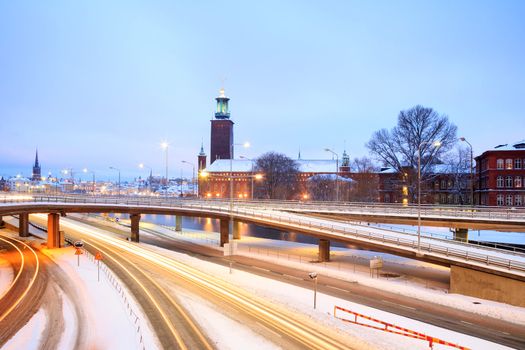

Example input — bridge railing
[2,195,525,275]
[3,194,525,221]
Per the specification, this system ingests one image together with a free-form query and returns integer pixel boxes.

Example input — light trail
[0,236,25,299]
[59,218,351,350]
[83,238,213,350]
[0,235,40,323]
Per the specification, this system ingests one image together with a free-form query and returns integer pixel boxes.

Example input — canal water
[109,213,525,247]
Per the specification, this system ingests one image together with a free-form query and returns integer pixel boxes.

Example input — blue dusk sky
[1,1,524,181]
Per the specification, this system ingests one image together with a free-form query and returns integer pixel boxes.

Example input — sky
[1,0,524,181]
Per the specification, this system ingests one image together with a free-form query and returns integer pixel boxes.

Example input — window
[441,180,447,189]
[497,159,504,169]
[516,195,523,206]
[506,159,513,169]
[515,158,522,169]
[384,193,390,203]
[506,176,513,188]
[515,176,522,188]
[506,195,513,206]
[497,176,504,188]
[497,194,504,206]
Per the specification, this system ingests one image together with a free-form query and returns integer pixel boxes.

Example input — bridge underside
[305,213,525,232]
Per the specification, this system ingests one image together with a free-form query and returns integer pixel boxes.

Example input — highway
[70,215,525,349]
[58,217,355,350]
[0,234,45,346]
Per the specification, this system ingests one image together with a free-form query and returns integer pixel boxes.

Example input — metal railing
[2,195,525,275]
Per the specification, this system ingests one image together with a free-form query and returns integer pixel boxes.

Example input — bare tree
[254,152,299,200]
[366,105,457,201]
[350,157,379,202]
[441,146,470,204]
[306,174,354,201]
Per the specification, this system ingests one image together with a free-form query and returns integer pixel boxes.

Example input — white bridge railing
[2,195,525,276]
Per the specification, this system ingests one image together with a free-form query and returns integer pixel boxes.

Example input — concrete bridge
[1,195,525,306]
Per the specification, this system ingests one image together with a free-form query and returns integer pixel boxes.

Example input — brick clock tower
[198,142,207,172]
[210,88,234,163]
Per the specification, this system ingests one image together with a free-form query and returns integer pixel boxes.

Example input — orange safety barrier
[334,306,470,350]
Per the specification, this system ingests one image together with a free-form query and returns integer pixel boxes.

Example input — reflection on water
[110,213,353,248]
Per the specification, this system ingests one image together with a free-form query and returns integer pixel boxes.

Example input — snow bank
[3,309,46,350]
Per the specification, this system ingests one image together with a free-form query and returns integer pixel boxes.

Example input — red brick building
[475,140,525,206]
[378,164,471,205]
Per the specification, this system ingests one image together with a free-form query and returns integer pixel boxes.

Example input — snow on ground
[0,257,14,298]
[41,246,160,350]
[56,290,77,350]
[140,235,510,350]
[176,289,280,350]
[2,309,46,350]
[139,222,525,326]
[59,216,512,350]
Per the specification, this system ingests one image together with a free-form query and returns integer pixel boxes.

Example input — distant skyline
[1,1,524,181]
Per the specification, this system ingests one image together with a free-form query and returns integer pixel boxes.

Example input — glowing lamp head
[254,174,263,180]
[200,171,209,178]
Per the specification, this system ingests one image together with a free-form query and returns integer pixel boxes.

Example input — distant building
[378,164,470,205]
[210,88,234,163]
[475,140,525,206]
[0,177,7,192]
[31,149,41,181]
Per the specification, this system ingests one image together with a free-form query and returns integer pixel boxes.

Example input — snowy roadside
[140,233,511,350]
[41,246,161,350]
[139,222,525,327]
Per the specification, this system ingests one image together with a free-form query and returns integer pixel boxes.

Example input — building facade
[475,140,525,206]
[210,88,234,163]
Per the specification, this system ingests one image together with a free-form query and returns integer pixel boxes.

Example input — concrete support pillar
[0,215,4,227]
[318,239,330,262]
[451,265,525,307]
[220,218,229,247]
[47,213,60,248]
[130,214,141,242]
[175,216,182,232]
[19,213,29,237]
[233,220,241,240]
[453,228,468,242]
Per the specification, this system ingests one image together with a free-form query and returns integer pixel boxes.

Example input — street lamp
[459,137,474,206]
[83,168,96,195]
[417,140,442,252]
[139,163,153,194]
[308,272,318,309]
[181,160,196,196]
[324,148,339,201]
[109,166,121,197]
[161,141,169,199]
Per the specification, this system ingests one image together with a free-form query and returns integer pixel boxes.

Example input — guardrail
[2,194,525,221]
[2,196,525,275]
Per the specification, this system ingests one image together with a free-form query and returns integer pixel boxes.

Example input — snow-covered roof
[205,159,339,173]
[491,139,525,151]
[307,174,355,182]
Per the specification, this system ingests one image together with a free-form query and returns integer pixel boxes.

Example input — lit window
[497,194,504,206]
[515,195,522,206]
[506,195,513,206]
[515,159,522,169]
[496,176,504,188]
[515,176,522,188]
[506,159,513,169]
[497,159,504,169]
[506,176,513,188]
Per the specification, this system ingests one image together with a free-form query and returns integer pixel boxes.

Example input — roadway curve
[71,216,525,349]
[0,234,46,346]
[57,217,355,350]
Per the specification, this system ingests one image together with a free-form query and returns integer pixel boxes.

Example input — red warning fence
[334,306,470,350]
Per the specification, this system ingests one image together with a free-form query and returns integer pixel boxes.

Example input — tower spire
[35,149,39,167]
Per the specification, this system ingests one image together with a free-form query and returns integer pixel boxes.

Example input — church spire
[34,149,39,167]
